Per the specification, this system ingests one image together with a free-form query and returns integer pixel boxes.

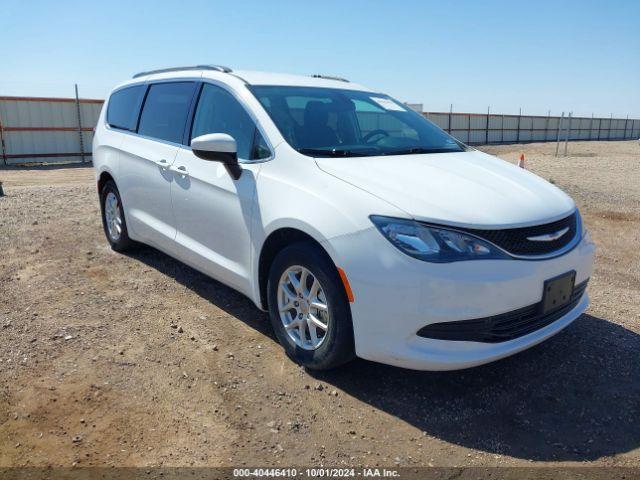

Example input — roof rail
[310,74,349,83]
[132,64,232,79]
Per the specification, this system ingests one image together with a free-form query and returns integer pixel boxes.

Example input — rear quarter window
[106,85,146,131]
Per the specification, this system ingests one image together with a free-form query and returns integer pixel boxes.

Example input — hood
[315,150,575,228]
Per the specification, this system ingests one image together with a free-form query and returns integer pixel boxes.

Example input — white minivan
[93,65,595,371]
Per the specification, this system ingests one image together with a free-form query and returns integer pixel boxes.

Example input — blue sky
[2,0,639,117]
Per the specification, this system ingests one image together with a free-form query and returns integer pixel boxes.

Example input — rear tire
[100,180,133,252]
[267,242,355,370]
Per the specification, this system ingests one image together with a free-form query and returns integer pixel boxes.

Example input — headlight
[370,215,510,263]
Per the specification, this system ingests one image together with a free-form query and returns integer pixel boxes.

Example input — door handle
[169,165,189,177]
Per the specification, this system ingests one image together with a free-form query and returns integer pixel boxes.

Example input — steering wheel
[363,129,389,144]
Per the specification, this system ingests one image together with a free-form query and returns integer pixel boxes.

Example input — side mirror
[191,133,242,179]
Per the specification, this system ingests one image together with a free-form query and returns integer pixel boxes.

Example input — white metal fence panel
[0,96,103,165]
[1,95,638,165]
[425,110,639,145]
[424,113,448,130]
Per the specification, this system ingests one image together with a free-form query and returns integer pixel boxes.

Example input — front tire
[100,180,133,252]
[267,242,355,370]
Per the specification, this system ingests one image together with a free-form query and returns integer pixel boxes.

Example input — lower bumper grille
[417,279,589,343]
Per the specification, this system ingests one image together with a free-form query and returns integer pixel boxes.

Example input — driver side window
[191,84,270,160]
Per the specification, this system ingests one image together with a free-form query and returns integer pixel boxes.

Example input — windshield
[250,86,466,157]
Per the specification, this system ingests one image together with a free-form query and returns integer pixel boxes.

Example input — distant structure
[405,103,424,113]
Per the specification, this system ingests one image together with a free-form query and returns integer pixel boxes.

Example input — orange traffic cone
[517,154,526,169]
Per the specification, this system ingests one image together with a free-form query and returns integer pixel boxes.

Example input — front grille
[454,212,578,257]
[417,279,588,343]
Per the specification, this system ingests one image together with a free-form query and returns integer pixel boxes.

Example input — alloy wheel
[277,265,330,350]
[104,191,122,242]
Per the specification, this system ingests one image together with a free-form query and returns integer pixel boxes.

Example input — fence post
[555,111,564,157]
[74,84,86,163]
[564,112,572,156]
[608,113,613,140]
[623,114,629,139]
[447,104,452,133]
[544,110,550,142]
[589,113,593,140]
[516,107,521,143]
[0,112,7,166]
[485,106,490,145]
[501,114,504,143]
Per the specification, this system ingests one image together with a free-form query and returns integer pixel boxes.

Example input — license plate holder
[542,271,576,315]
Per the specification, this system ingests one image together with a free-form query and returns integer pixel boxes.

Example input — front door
[171,82,271,295]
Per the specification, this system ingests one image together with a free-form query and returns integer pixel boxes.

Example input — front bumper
[324,227,595,371]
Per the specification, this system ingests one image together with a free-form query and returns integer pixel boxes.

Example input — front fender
[248,145,405,307]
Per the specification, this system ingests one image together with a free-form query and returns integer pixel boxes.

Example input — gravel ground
[0,141,638,469]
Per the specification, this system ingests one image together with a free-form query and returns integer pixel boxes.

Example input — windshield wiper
[383,147,460,156]
[297,148,368,157]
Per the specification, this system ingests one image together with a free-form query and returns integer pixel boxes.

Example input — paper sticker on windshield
[370,97,407,112]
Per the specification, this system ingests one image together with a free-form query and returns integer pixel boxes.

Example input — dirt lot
[0,141,639,469]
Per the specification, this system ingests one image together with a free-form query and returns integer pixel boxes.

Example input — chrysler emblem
[527,227,570,242]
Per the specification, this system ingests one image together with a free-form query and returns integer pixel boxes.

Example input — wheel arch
[97,170,115,194]
[257,227,337,310]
